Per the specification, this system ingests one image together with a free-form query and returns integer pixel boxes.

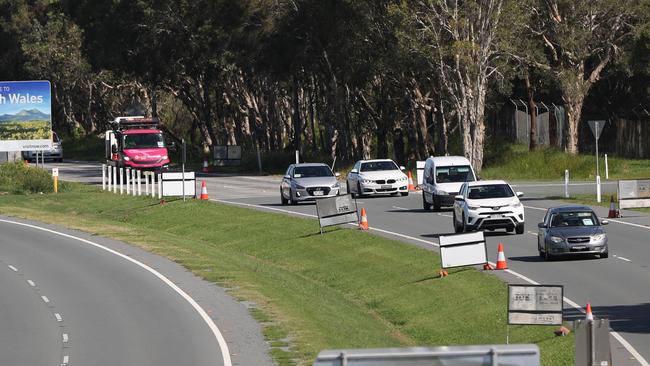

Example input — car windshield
[360,161,398,172]
[293,166,333,178]
[123,133,165,149]
[550,211,599,227]
[436,165,475,183]
[468,184,514,199]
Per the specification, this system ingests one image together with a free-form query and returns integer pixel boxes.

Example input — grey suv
[537,205,609,260]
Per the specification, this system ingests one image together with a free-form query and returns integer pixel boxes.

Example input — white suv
[453,180,525,234]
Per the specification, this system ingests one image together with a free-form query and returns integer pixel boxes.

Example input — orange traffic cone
[495,243,508,270]
[407,171,417,192]
[585,303,594,321]
[202,159,209,173]
[439,269,449,278]
[608,195,618,218]
[199,180,209,200]
[359,207,369,230]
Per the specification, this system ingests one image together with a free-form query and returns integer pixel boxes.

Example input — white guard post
[605,154,609,180]
[144,172,149,195]
[137,170,142,196]
[564,169,569,198]
[112,167,117,193]
[119,168,124,194]
[131,169,136,195]
[102,164,106,191]
[107,165,112,191]
[596,175,601,203]
[126,168,131,195]
[157,174,162,199]
[151,174,156,198]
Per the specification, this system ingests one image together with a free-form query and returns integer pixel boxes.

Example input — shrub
[0,162,55,194]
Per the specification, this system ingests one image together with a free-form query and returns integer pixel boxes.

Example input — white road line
[438,213,452,218]
[41,295,50,304]
[61,355,69,366]
[616,256,632,262]
[8,265,18,272]
[0,218,233,366]
[527,231,538,236]
[27,280,35,287]
[213,199,648,366]
[392,206,410,211]
[62,333,69,343]
[55,313,63,322]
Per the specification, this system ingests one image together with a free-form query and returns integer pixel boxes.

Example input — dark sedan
[537,205,609,260]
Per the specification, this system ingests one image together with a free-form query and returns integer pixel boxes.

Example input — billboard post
[0,81,53,153]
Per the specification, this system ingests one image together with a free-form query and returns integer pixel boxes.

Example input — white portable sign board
[161,171,196,197]
[315,194,358,232]
[51,168,58,177]
[588,120,605,140]
[508,285,563,325]
[438,231,487,269]
[618,179,650,209]
[416,160,425,186]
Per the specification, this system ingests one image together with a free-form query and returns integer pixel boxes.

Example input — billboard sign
[618,179,650,208]
[0,80,53,152]
[508,284,563,325]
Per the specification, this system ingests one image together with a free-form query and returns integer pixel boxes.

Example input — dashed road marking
[614,255,631,262]
[392,206,410,211]
[62,333,69,343]
[61,355,69,366]
[27,280,35,287]
[41,295,50,304]
[55,313,63,322]
[527,231,538,236]
[8,265,18,272]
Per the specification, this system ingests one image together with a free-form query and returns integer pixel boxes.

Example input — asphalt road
[0,216,272,366]
[40,161,650,364]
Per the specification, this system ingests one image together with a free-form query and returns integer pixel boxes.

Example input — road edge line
[0,218,232,366]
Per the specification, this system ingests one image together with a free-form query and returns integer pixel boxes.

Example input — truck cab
[105,116,170,172]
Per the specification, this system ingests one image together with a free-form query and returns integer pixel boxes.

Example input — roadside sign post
[52,167,58,193]
[605,154,609,180]
[565,170,569,198]
[588,120,605,203]
[508,284,563,345]
[315,195,359,234]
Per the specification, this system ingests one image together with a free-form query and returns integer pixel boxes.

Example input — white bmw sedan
[346,159,409,198]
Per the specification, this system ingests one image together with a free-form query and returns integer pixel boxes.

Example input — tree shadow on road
[563,302,650,334]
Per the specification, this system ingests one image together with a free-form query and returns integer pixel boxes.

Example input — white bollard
[119,168,124,194]
[126,168,131,195]
[151,174,156,198]
[605,154,609,180]
[131,169,136,196]
[158,174,162,199]
[145,173,149,196]
[137,170,142,196]
[564,169,569,198]
[596,175,602,203]
[107,165,112,192]
[112,167,117,193]
[102,164,106,191]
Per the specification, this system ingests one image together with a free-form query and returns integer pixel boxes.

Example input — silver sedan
[280,163,341,205]
[537,205,609,260]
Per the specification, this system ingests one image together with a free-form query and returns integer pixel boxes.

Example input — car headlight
[123,156,131,161]
[295,184,305,189]
[437,189,448,195]
[161,155,168,160]
[361,179,373,184]
[468,205,480,211]
[550,236,564,244]
[591,234,606,242]
[512,202,523,208]
[333,182,341,188]
[398,176,407,182]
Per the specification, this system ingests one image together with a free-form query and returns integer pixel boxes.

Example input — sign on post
[161,172,196,197]
[315,194,358,233]
[618,179,650,209]
[588,120,606,202]
[0,81,53,152]
[51,167,59,177]
[438,232,488,268]
[508,285,563,325]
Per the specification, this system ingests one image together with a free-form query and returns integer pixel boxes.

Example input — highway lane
[0,218,273,366]
[200,179,650,366]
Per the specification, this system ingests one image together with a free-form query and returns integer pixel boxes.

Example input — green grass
[481,144,650,181]
[0,175,573,365]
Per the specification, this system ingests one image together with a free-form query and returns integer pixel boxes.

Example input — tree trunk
[561,68,590,154]
[524,72,537,150]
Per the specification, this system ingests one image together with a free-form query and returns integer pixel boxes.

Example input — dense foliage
[1,0,649,170]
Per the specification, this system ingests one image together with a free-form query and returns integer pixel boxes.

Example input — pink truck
[105,116,170,172]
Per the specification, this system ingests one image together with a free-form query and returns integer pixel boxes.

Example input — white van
[421,156,477,211]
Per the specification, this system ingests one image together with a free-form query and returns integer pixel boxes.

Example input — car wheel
[280,189,288,205]
[600,251,609,259]
[538,249,544,258]
[348,180,355,198]
[544,244,552,261]
[461,213,468,232]
[433,196,441,212]
[422,193,432,211]
[400,192,409,197]
[453,212,460,233]
[289,189,298,205]
[357,182,364,198]
[515,223,525,235]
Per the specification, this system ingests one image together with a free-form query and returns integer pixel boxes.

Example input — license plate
[313,190,324,196]
[491,214,504,219]
[572,246,586,250]
[381,185,392,189]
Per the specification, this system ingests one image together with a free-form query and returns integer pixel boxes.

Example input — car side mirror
[601,219,609,225]
[400,166,406,171]
[477,175,481,181]
[284,175,290,179]
[334,172,341,178]
[516,192,524,198]
[350,169,358,174]
[454,195,464,201]
[537,222,546,228]
[111,145,118,154]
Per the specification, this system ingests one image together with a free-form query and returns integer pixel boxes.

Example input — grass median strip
[0,184,573,365]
